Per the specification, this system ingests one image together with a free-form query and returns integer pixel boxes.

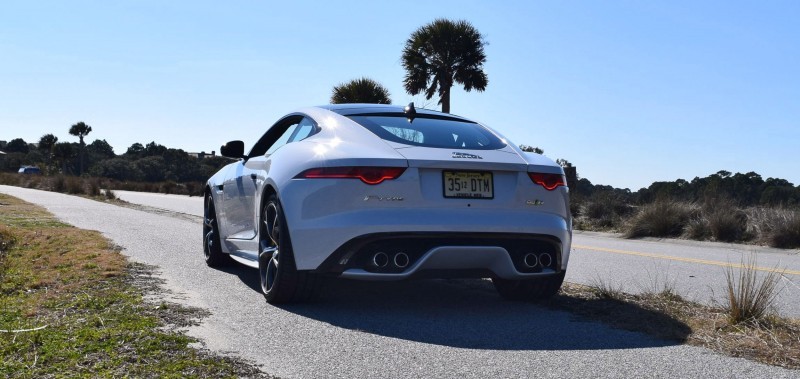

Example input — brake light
[297,167,407,185]
[528,173,566,191]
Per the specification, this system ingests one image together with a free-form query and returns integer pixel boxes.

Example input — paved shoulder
[113,190,204,217]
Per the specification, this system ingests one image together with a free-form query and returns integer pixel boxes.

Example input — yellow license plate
[443,171,493,199]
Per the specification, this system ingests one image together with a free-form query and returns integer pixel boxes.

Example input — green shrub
[624,200,696,238]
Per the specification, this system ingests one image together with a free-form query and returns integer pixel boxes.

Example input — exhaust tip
[539,253,553,268]
[394,252,410,268]
[372,252,389,268]
[523,253,539,268]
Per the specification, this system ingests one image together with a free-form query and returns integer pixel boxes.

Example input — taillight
[296,167,406,185]
[528,173,566,191]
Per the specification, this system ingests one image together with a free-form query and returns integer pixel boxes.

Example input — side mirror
[220,140,245,159]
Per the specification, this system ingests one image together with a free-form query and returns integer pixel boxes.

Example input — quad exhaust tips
[371,252,410,269]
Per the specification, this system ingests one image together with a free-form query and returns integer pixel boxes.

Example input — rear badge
[527,199,544,206]
[452,152,483,159]
[364,195,404,202]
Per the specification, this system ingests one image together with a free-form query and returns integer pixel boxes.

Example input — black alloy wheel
[204,195,230,267]
[258,194,318,303]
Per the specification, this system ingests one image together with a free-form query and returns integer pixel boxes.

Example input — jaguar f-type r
[204,104,572,303]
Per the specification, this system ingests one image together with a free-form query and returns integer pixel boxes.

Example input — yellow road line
[572,244,800,276]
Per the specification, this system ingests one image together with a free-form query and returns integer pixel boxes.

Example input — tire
[204,195,231,267]
[259,194,318,304]
[492,271,566,301]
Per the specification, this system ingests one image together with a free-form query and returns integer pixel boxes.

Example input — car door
[223,115,314,240]
[220,160,257,240]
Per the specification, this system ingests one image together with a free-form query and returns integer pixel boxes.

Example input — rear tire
[204,195,231,267]
[259,194,318,304]
[493,271,566,301]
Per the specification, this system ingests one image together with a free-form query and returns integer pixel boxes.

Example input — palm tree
[401,19,488,113]
[69,121,92,175]
[331,77,392,104]
[38,134,58,173]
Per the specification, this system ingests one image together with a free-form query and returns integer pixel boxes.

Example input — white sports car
[204,104,572,303]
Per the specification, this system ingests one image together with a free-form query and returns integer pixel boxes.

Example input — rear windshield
[347,114,506,150]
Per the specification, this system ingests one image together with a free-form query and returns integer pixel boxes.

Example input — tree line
[1,130,229,184]
[572,170,800,208]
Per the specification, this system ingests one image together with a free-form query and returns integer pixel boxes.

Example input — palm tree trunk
[441,85,451,114]
[79,137,85,176]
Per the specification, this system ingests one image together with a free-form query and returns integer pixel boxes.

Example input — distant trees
[2,124,229,184]
[38,134,58,172]
[519,145,544,154]
[52,142,75,174]
[556,159,573,168]
[90,158,139,181]
[84,140,227,183]
[69,121,92,175]
[331,77,392,104]
[87,139,114,159]
[635,171,799,206]
[402,19,488,113]
[126,143,145,157]
[38,134,58,153]
[5,138,30,154]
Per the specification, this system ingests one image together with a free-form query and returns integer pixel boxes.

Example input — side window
[248,115,317,157]
[266,122,300,156]
[288,117,316,143]
[248,115,303,157]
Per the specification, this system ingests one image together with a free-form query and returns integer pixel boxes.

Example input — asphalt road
[113,188,800,318]
[2,186,798,378]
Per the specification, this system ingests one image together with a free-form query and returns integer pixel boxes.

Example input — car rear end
[282,106,571,285]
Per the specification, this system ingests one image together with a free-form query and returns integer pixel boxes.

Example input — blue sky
[1,1,798,190]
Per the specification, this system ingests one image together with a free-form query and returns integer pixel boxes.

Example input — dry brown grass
[576,192,634,231]
[748,207,800,249]
[623,200,697,238]
[0,194,124,297]
[724,254,784,324]
[553,282,800,369]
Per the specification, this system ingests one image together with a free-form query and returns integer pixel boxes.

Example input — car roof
[317,103,472,121]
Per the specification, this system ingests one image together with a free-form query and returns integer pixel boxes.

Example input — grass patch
[624,200,696,238]
[748,207,800,249]
[0,194,267,378]
[575,192,634,231]
[0,172,205,197]
[550,278,800,369]
[724,254,783,324]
